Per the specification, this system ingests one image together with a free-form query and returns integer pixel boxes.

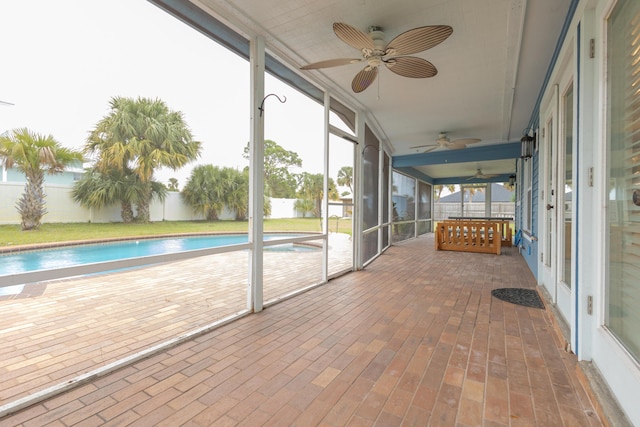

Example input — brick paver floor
[0,234,352,408]
[0,234,604,425]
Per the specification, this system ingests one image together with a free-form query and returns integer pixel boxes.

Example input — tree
[243,139,301,198]
[220,167,248,220]
[294,198,315,217]
[181,165,259,221]
[336,166,353,195]
[464,183,485,202]
[297,172,339,217]
[72,167,167,223]
[181,165,225,221]
[434,184,456,200]
[85,97,201,222]
[461,184,486,216]
[167,178,179,191]
[0,128,83,230]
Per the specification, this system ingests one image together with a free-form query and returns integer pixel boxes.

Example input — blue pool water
[0,234,316,277]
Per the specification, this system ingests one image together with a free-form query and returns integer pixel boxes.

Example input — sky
[0,0,353,188]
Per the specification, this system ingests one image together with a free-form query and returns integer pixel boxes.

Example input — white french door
[540,74,574,325]
[557,80,574,320]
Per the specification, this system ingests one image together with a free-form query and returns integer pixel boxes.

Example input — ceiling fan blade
[385,56,437,78]
[301,58,362,70]
[352,66,378,93]
[447,142,467,150]
[451,138,481,145]
[423,146,439,153]
[333,22,375,51]
[409,143,437,149]
[385,25,453,56]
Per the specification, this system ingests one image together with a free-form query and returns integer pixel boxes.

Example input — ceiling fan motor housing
[368,26,386,54]
[438,132,450,143]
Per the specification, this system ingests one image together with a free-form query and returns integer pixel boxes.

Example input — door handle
[546,204,554,210]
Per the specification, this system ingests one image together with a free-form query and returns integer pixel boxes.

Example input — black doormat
[491,288,545,309]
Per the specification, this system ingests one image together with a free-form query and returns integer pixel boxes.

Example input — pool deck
[0,234,607,425]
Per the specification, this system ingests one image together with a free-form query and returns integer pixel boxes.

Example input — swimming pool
[0,234,320,279]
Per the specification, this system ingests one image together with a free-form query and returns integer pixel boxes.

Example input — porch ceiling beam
[434,174,513,185]
[393,167,433,184]
[392,142,521,168]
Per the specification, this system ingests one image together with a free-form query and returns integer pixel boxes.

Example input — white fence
[433,202,515,221]
[0,182,348,224]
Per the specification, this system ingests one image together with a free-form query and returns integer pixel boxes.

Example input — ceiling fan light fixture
[367,57,382,68]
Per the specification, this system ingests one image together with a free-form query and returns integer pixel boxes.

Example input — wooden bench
[446,217,512,247]
[490,220,512,247]
[435,220,502,255]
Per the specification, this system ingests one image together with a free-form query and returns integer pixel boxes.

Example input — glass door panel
[562,83,574,287]
[327,133,354,277]
[545,118,555,268]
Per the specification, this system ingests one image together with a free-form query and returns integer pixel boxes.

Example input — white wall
[0,183,214,224]
[269,197,349,219]
[269,197,302,219]
[0,182,24,224]
[0,184,349,224]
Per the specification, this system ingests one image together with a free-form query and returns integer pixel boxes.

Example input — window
[522,158,533,232]
[606,0,640,361]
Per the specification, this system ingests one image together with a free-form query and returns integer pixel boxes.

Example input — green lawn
[0,218,353,248]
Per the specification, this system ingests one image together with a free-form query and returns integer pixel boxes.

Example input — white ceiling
[189,0,571,182]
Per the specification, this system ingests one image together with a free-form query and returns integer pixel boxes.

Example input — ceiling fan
[410,132,481,153]
[467,168,498,180]
[300,22,453,93]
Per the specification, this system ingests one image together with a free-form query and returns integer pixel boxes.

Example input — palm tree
[297,172,339,217]
[294,198,315,217]
[434,184,456,200]
[72,167,167,223]
[464,183,485,202]
[85,97,201,222]
[167,178,179,191]
[222,168,249,220]
[181,165,225,221]
[336,166,353,195]
[182,165,272,221]
[0,128,83,230]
